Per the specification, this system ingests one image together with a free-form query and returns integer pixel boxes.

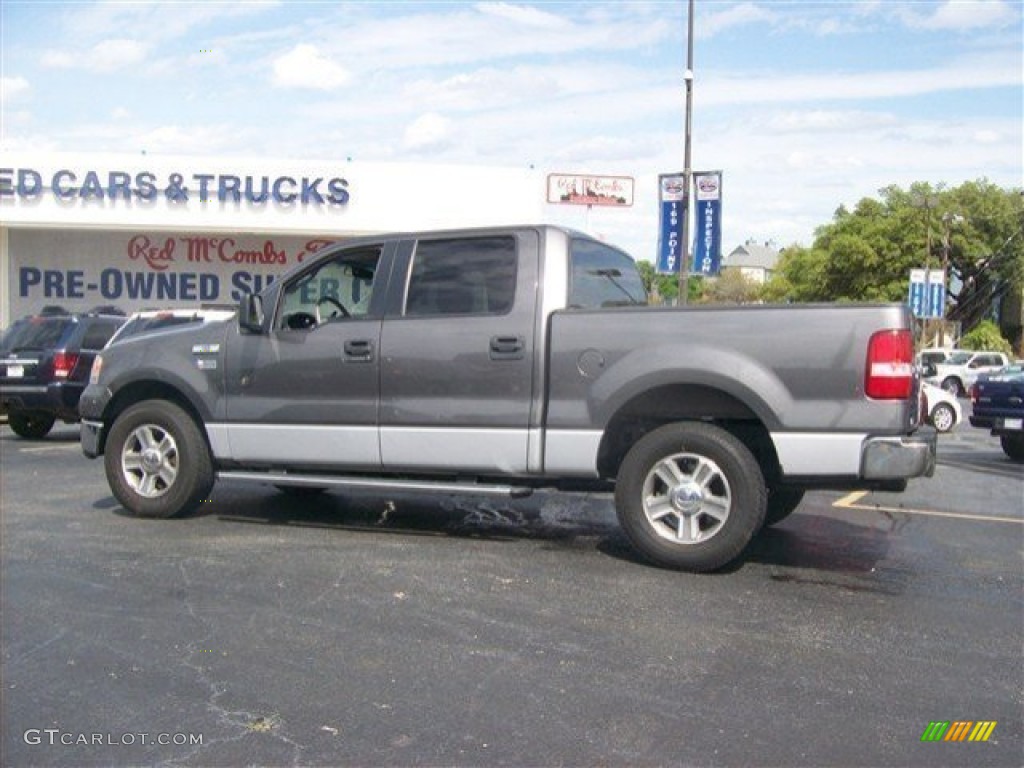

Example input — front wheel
[941,377,962,396]
[8,410,56,439]
[1000,434,1024,463]
[930,403,957,433]
[614,422,767,572]
[104,400,214,518]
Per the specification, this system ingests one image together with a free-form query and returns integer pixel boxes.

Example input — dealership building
[0,151,556,328]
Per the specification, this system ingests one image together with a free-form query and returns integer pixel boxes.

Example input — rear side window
[405,237,516,317]
[81,320,123,350]
[569,239,648,309]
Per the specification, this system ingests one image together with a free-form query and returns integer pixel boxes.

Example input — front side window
[569,239,648,309]
[278,247,380,330]
[405,237,516,317]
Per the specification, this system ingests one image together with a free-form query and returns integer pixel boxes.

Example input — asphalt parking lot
[2,417,1021,767]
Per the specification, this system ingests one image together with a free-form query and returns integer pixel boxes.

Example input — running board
[216,470,535,498]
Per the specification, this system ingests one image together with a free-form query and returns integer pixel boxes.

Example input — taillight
[865,330,913,399]
[969,384,979,404]
[52,351,79,379]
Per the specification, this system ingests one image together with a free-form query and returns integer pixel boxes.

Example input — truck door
[222,243,392,467]
[379,231,539,473]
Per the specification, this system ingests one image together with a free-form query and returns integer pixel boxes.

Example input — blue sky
[2,0,1021,261]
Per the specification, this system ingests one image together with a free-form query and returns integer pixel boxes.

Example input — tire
[104,400,214,518]
[614,422,767,572]
[274,484,327,497]
[930,403,957,433]
[1000,434,1024,463]
[8,411,56,439]
[941,377,962,396]
[763,488,805,527]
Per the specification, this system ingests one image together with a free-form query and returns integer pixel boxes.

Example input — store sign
[656,174,686,275]
[692,171,723,276]
[0,167,350,206]
[546,174,634,207]
[908,268,946,318]
[10,230,336,316]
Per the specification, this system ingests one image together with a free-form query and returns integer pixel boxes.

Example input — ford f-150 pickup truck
[80,225,935,571]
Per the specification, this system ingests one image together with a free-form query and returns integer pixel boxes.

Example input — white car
[927,351,1011,396]
[921,381,962,433]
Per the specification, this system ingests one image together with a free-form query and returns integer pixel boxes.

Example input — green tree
[636,261,705,305]
[958,320,1012,354]
[703,269,761,304]
[761,180,1024,337]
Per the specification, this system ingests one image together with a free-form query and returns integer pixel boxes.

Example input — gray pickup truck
[80,225,935,571]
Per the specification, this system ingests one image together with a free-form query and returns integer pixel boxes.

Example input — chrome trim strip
[771,432,867,476]
[0,385,47,393]
[217,470,533,498]
[205,423,232,460]
[211,423,380,466]
[543,429,602,476]
[380,426,529,473]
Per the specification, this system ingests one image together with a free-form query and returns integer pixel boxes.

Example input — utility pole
[677,0,695,305]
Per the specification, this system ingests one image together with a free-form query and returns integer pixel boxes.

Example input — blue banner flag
[692,172,723,275]
[656,174,686,274]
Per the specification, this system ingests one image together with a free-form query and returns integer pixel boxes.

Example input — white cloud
[475,2,569,29]
[42,39,146,73]
[700,2,775,38]
[272,44,351,90]
[915,0,1017,30]
[1,76,29,104]
[91,39,147,73]
[403,113,453,151]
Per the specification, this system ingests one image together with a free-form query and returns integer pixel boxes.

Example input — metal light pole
[677,0,695,305]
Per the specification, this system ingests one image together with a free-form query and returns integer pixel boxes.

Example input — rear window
[569,239,647,309]
[0,317,73,352]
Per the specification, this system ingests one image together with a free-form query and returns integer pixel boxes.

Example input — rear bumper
[0,382,83,421]
[861,428,937,480]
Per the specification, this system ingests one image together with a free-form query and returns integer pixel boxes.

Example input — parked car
[927,350,1011,396]
[921,382,962,433]
[970,364,1024,462]
[80,225,935,573]
[106,307,237,347]
[916,348,953,370]
[1,307,126,438]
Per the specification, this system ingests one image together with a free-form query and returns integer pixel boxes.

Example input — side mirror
[238,294,265,334]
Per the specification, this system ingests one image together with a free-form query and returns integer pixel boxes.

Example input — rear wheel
[8,411,56,439]
[104,400,213,518]
[1000,434,1024,463]
[614,422,766,572]
[930,403,957,433]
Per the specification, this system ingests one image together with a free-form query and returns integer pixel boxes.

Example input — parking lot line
[833,490,1023,524]
[16,443,82,454]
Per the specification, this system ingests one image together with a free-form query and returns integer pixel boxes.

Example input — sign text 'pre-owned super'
[0,167,350,206]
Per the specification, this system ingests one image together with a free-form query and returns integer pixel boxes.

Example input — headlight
[89,354,103,385]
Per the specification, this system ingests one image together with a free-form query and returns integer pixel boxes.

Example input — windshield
[946,352,972,365]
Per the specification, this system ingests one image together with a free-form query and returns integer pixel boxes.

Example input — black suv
[1,307,126,439]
